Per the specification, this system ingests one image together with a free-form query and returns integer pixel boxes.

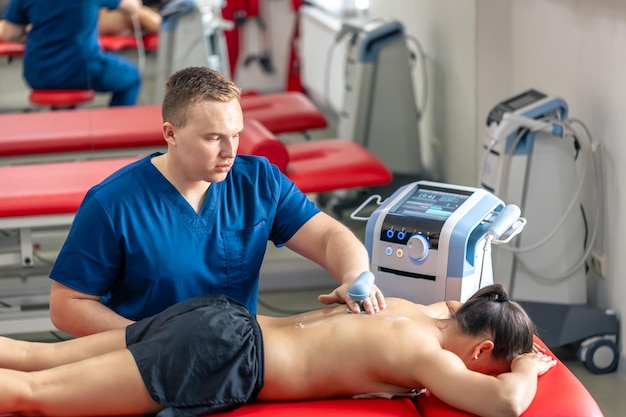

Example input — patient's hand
[531,342,545,353]
[511,351,557,376]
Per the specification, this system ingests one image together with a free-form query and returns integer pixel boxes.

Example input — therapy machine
[154,0,232,103]
[480,89,588,303]
[359,181,525,305]
[300,5,429,181]
[479,89,619,373]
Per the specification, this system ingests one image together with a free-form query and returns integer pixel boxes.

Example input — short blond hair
[161,66,241,128]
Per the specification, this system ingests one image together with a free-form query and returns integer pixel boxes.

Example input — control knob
[407,234,429,261]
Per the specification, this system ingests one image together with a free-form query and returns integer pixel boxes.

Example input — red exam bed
[0,93,325,164]
[0,114,391,268]
[0,149,606,417]
[0,94,601,417]
[0,180,602,417]
[0,35,160,58]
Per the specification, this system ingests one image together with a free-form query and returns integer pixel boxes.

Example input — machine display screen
[502,90,546,111]
[393,187,472,221]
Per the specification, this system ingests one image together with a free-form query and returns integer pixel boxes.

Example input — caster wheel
[581,339,619,374]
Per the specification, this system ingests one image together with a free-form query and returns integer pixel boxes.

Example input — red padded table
[228,398,421,417]
[239,91,327,134]
[0,93,326,161]
[237,119,392,193]
[0,158,136,219]
[1,106,164,159]
[99,33,159,53]
[0,36,159,56]
[0,40,25,57]
[0,162,602,417]
[415,337,603,417]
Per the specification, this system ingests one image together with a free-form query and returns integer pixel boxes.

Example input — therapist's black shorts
[126,295,264,417]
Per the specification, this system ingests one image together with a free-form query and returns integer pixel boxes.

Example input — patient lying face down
[0,284,555,417]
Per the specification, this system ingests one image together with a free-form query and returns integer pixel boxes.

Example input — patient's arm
[417,348,556,417]
[49,282,134,337]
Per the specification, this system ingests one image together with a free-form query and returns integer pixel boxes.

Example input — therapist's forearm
[323,227,371,285]
[50,298,134,337]
[286,212,371,284]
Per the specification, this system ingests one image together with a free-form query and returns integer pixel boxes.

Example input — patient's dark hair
[453,284,535,361]
[161,66,241,128]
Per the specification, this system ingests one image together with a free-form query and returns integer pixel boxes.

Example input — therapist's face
[167,98,243,183]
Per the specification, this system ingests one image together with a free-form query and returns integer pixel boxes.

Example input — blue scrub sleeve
[3,0,26,24]
[268,166,321,246]
[50,191,123,296]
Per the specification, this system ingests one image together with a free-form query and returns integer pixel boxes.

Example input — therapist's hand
[318,283,386,314]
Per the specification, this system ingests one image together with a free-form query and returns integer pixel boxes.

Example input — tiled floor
[2,49,626,417]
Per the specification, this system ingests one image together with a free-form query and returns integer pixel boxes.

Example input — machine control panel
[374,184,473,275]
[365,180,515,304]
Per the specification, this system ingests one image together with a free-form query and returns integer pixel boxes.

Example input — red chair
[29,89,96,110]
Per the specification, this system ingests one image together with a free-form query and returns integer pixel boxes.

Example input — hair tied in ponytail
[495,294,509,303]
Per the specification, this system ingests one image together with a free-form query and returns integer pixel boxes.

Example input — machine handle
[494,217,527,244]
[350,195,384,222]
[487,204,526,244]
[487,204,521,239]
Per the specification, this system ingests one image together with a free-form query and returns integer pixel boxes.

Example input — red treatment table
[0,92,326,164]
[0,112,391,267]
[0,34,159,58]
[0,164,602,417]
[0,40,25,58]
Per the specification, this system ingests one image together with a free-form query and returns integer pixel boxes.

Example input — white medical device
[358,181,525,305]
[300,6,429,181]
[154,0,232,103]
[479,89,619,373]
[480,89,588,303]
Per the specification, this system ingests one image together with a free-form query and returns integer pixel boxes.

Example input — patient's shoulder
[384,297,454,319]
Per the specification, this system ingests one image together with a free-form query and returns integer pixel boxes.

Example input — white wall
[367,0,478,182]
[363,0,626,377]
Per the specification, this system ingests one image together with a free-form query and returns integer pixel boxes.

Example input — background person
[1,0,142,107]
[0,0,9,41]
[98,1,162,36]
[0,284,556,417]
[48,66,385,337]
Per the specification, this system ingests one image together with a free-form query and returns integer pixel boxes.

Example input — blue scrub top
[4,0,120,88]
[50,153,321,318]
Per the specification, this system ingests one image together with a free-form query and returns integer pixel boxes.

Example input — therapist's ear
[162,122,177,146]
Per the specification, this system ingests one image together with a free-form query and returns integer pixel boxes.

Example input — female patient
[0,284,555,417]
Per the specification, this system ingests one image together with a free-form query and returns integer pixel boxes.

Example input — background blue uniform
[3,0,141,106]
[50,154,321,318]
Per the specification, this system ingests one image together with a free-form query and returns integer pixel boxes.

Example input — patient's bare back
[256,297,448,401]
